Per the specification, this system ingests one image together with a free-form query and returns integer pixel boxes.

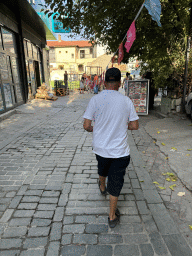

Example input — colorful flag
[144,0,162,27]
[124,21,136,53]
[118,43,124,65]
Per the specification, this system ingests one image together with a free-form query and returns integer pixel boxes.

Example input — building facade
[0,0,49,115]
[47,36,109,81]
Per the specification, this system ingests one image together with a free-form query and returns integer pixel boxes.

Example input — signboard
[3,83,13,108]
[52,13,71,33]
[127,79,149,115]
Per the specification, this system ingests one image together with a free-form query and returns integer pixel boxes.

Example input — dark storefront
[0,0,46,114]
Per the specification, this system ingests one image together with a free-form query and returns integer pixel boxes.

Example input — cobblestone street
[0,92,192,256]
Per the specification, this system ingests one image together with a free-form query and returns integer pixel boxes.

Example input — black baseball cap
[105,68,121,82]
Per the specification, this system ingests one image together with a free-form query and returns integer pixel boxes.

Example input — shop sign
[127,79,149,115]
[52,13,71,33]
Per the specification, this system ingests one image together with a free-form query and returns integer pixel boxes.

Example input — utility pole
[182,2,192,112]
[182,36,191,112]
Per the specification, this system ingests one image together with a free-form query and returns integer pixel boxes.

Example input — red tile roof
[47,40,93,48]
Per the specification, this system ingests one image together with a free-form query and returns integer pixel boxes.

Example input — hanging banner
[125,21,136,53]
[118,43,124,65]
[144,0,162,27]
[111,56,115,67]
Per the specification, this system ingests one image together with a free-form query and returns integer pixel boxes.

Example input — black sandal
[108,209,120,228]
[98,180,107,196]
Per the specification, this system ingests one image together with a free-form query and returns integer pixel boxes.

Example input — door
[34,61,41,88]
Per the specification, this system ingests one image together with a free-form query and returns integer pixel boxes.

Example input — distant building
[47,36,109,81]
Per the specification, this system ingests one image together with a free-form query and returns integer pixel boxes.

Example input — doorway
[34,61,41,88]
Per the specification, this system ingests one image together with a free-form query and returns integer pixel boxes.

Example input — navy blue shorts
[95,154,130,197]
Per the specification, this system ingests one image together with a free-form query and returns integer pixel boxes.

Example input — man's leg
[109,195,118,220]
[107,156,130,222]
[96,154,111,194]
[99,176,106,192]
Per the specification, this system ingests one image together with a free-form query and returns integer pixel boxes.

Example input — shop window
[90,48,93,54]
[71,53,74,59]
[0,90,4,111]
[33,45,37,60]
[2,28,16,54]
[80,50,85,58]
[39,62,43,84]
[7,56,16,104]
[78,64,84,72]
[11,57,23,102]
[27,42,33,58]
[0,30,3,51]
[26,60,32,99]
[0,53,7,70]
[58,65,64,70]
[3,84,13,108]
[37,49,40,60]
[23,40,28,57]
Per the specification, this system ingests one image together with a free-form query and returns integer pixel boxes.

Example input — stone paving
[0,92,192,255]
[131,114,192,253]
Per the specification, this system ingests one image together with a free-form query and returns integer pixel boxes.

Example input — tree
[42,0,192,90]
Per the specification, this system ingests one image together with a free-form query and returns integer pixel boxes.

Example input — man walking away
[64,71,68,91]
[83,67,139,228]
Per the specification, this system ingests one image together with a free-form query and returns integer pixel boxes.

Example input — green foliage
[43,0,192,89]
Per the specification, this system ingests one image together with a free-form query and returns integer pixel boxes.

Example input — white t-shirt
[83,90,139,158]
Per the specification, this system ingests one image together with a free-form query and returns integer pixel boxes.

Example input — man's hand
[83,119,93,132]
[128,120,139,130]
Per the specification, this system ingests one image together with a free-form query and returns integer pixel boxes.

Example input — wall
[49,46,97,75]
[42,48,50,88]
[76,47,93,59]
[55,47,76,63]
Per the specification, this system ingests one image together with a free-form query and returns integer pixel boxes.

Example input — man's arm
[83,119,93,132]
[128,120,139,130]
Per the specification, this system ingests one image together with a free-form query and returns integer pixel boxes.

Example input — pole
[105,1,145,70]
[182,2,192,112]
[182,36,191,112]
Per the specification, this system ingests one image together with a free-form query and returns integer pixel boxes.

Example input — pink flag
[125,21,136,53]
[118,43,124,65]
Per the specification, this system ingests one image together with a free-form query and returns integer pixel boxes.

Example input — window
[27,42,33,58]
[58,65,64,70]
[2,28,17,54]
[71,53,74,59]
[80,50,85,59]
[90,48,93,54]
[78,64,84,72]
[23,40,28,57]
[33,45,37,60]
